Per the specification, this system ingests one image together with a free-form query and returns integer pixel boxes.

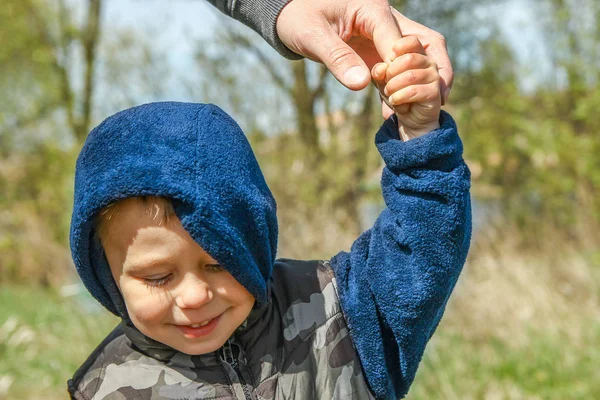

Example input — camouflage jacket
[68,259,375,400]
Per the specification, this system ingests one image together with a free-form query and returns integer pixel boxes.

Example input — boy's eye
[205,264,224,272]
[142,274,173,287]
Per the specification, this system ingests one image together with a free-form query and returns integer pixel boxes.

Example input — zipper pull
[229,342,239,369]
[220,339,238,367]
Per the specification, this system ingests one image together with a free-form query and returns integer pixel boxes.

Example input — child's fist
[372,37,441,140]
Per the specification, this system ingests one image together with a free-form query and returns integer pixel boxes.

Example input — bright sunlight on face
[99,198,255,355]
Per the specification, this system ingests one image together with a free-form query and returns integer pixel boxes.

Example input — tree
[0,0,171,285]
[0,0,103,146]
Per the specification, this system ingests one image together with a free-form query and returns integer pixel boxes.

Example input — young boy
[68,37,471,400]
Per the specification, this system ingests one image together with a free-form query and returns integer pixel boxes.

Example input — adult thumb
[312,27,370,91]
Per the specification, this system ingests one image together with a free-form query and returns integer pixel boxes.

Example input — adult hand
[276,0,453,103]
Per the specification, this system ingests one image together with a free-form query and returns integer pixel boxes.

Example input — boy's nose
[175,274,214,309]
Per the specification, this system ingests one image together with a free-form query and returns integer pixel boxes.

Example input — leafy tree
[0,0,170,285]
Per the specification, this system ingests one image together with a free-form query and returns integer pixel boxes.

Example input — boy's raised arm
[329,38,472,399]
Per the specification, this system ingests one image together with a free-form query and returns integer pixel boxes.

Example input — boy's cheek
[120,281,171,323]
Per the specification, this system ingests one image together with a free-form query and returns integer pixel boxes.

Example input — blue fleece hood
[70,102,278,319]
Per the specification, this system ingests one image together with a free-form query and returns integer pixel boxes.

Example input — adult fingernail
[344,66,369,86]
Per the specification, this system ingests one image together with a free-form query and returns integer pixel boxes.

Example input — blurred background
[1,0,599,398]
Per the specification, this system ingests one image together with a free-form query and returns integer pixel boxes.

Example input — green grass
[1,285,598,399]
[0,285,118,399]
[409,326,600,399]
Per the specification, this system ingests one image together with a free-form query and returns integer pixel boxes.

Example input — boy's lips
[189,320,212,328]
[174,314,222,338]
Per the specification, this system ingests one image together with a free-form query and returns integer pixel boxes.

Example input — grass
[409,325,600,399]
[406,237,600,400]
[0,244,598,399]
[0,285,118,399]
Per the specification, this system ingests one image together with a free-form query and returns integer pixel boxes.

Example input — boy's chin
[167,322,239,355]
[170,336,230,355]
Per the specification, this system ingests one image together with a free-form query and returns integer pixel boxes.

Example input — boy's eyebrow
[123,258,174,272]
[123,259,222,272]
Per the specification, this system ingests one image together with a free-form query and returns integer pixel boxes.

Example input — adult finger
[423,32,452,103]
[368,4,404,63]
[310,25,371,90]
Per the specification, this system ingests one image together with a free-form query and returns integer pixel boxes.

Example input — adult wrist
[235,0,302,59]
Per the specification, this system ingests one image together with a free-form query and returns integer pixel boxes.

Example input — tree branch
[222,29,292,93]
[79,0,103,143]
[0,101,59,138]
[311,65,329,103]
[22,0,76,138]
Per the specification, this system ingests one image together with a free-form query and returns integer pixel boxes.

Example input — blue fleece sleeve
[330,111,472,399]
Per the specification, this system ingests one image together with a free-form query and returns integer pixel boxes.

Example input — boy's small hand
[372,37,441,141]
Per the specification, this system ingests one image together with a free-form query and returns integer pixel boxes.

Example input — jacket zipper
[221,339,253,400]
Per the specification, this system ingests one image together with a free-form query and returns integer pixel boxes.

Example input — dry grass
[0,204,72,286]
[449,222,599,346]
[277,204,361,260]
[1,196,598,398]
[405,222,600,399]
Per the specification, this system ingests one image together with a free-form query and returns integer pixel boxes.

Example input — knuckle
[406,70,418,84]
[407,87,419,99]
[370,0,391,11]
[356,1,389,23]
[403,53,416,65]
[327,45,354,66]
[433,31,447,46]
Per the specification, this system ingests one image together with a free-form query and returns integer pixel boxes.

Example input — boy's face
[100,198,255,355]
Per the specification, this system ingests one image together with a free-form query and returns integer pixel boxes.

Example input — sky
[104,0,225,75]
[103,0,548,96]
